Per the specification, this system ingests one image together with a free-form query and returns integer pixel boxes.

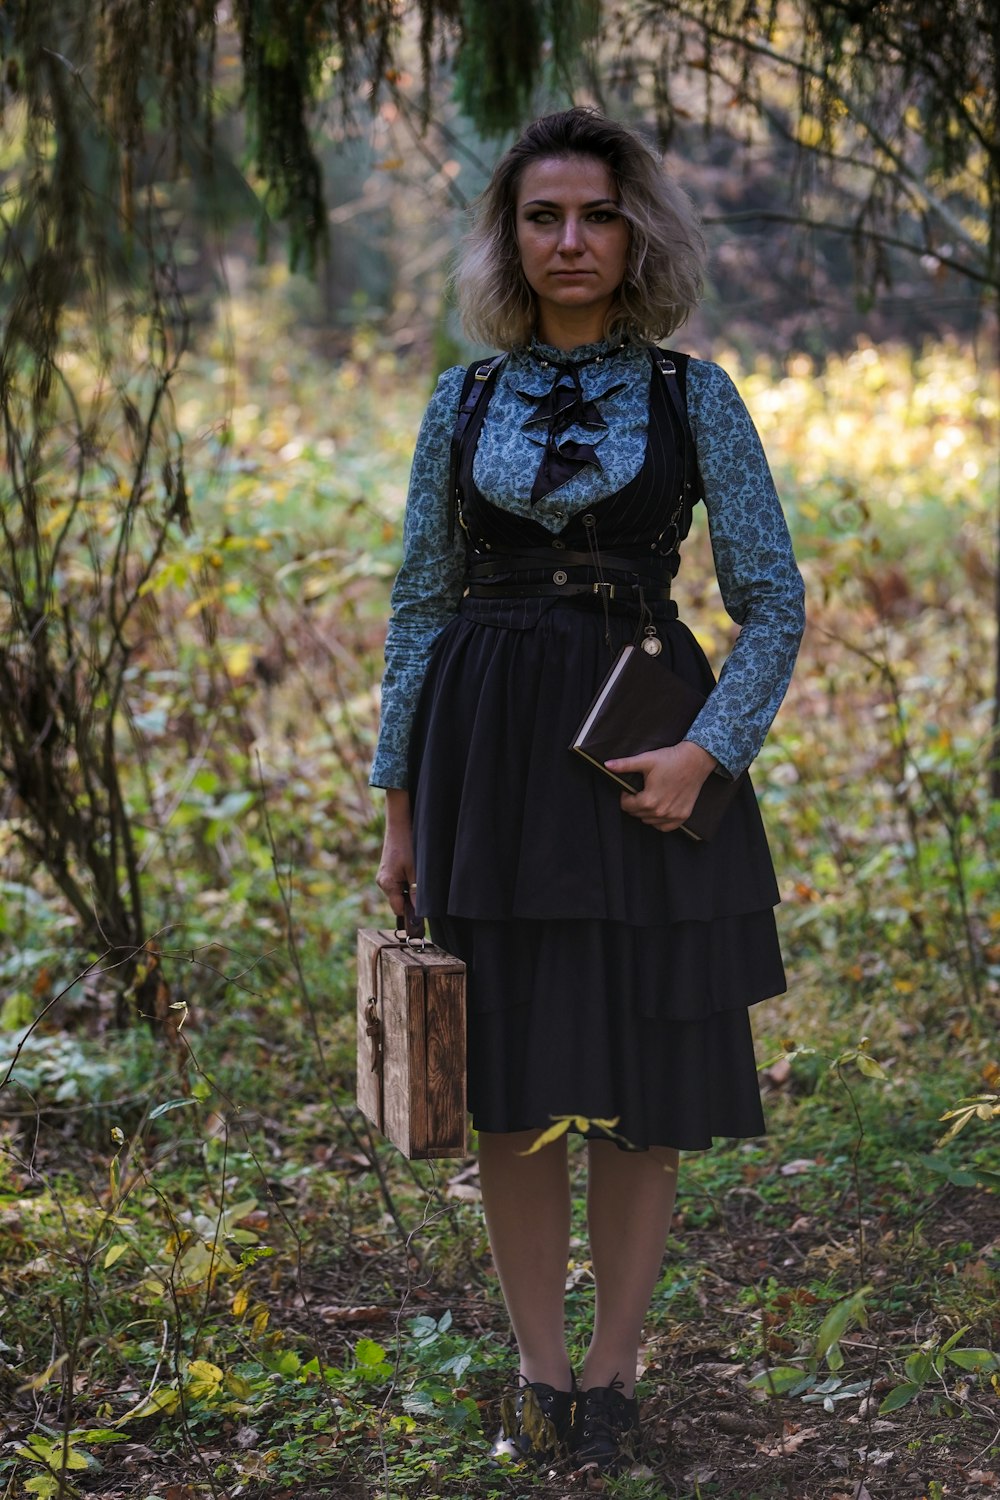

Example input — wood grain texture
[355,928,388,1135]
[425,971,467,1154]
[355,930,468,1159]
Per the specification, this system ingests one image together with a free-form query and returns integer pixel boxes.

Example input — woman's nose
[558,217,583,252]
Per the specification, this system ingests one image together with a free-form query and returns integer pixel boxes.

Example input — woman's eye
[526,211,557,224]
[588,210,618,223]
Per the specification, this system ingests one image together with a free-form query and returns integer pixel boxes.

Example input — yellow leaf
[252,1307,270,1337]
[18,1435,90,1473]
[232,1287,249,1318]
[115,1385,181,1425]
[104,1242,128,1269]
[186,1359,224,1400]
[519,1119,571,1153]
[16,1354,68,1393]
[223,642,254,677]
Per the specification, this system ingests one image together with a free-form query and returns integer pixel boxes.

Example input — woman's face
[515,154,629,343]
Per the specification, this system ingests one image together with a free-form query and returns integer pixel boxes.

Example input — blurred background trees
[0,0,996,990]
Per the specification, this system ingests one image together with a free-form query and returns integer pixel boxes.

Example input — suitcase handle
[394,890,426,948]
[365,894,425,1080]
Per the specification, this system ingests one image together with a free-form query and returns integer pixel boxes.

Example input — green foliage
[748,1284,873,1400]
[879,1327,1000,1414]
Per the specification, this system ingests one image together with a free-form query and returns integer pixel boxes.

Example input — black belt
[466,578,676,605]
[465,546,675,602]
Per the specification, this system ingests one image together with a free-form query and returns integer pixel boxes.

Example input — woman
[371,108,804,1474]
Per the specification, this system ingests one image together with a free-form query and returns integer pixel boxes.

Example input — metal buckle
[593,581,617,599]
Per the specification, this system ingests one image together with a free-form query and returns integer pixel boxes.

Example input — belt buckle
[593,581,616,599]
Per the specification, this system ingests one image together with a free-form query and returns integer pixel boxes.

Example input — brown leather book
[569,643,746,842]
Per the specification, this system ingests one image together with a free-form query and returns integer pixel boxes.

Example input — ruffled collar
[507,338,638,502]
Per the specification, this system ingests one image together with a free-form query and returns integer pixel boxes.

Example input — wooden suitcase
[356,928,468,1159]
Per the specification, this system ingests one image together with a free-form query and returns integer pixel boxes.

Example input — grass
[1,297,998,1498]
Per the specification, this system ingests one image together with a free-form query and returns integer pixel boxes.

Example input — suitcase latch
[365,996,382,1072]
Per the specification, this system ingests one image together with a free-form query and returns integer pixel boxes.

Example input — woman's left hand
[605,741,718,832]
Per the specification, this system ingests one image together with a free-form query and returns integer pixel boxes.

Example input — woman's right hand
[376,789,417,919]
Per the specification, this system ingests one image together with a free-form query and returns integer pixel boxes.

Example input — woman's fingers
[608,743,715,827]
[377,871,415,910]
[376,851,417,916]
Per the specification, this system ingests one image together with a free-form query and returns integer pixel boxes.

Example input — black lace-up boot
[491,1375,576,1465]
[572,1374,641,1473]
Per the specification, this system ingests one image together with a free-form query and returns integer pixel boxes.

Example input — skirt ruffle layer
[408,598,784,1149]
[432,915,769,1151]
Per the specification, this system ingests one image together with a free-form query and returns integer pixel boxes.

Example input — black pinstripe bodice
[456,351,696,630]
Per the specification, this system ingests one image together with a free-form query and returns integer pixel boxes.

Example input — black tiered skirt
[408,598,785,1150]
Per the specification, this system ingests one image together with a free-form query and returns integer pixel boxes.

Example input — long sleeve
[369,366,468,789]
[683,360,805,778]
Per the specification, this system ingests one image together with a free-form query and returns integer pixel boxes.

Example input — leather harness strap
[448,354,507,545]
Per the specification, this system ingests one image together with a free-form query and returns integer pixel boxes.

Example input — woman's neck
[533,306,611,351]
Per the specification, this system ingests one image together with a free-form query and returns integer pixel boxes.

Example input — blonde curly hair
[455,108,706,350]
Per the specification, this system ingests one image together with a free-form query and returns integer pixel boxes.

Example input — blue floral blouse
[370,338,805,789]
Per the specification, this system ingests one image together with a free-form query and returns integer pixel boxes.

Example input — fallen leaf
[695,1361,743,1381]
[20,1256,53,1275]
[684,1466,717,1485]
[16,1354,68,1392]
[857,1448,894,1467]
[316,1304,392,1324]
[754,1424,819,1457]
[780,1158,817,1176]
[120,1442,158,1463]
[961,1258,994,1288]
